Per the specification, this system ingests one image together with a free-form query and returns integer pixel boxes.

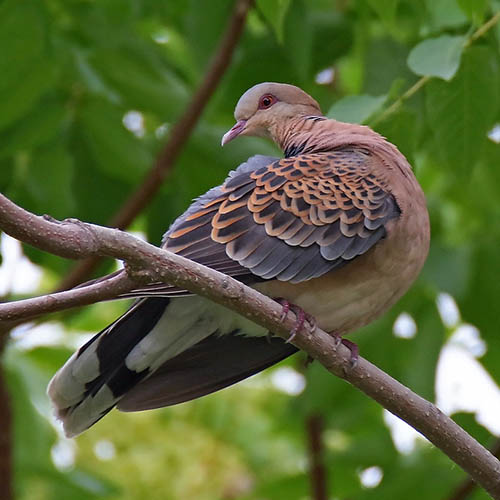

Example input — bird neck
[274,116,413,178]
[273,115,330,157]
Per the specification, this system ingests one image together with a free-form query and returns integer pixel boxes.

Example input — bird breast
[254,194,430,335]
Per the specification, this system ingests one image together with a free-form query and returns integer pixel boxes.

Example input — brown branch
[1,195,500,497]
[0,272,134,322]
[448,439,500,500]
[307,414,328,500]
[57,0,254,291]
[0,335,12,500]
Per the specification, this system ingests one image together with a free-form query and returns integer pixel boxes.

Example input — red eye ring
[258,93,277,110]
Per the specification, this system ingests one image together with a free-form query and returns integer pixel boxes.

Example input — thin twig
[370,11,500,127]
[370,76,430,127]
[465,11,500,47]
[1,194,500,498]
[0,272,134,321]
[57,0,254,291]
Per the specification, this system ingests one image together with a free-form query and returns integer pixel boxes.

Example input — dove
[48,82,430,437]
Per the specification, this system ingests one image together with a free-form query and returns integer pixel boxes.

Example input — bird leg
[331,333,359,368]
[274,298,316,343]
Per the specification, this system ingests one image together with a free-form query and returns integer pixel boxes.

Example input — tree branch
[0,272,135,322]
[0,336,12,500]
[57,0,254,291]
[448,439,500,500]
[307,414,328,500]
[1,194,500,498]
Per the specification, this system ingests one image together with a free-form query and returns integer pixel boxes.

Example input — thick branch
[1,194,500,497]
[58,0,254,290]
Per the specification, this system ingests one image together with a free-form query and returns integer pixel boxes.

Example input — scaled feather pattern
[48,82,429,437]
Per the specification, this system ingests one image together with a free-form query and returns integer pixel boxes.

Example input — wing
[167,148,399,281]
[126,149,400,297]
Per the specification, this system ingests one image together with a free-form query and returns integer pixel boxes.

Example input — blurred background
[1,0,500,499]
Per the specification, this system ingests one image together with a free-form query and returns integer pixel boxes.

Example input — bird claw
[331,333,359,369]
[276,298,290,322]
[275,298,316,343]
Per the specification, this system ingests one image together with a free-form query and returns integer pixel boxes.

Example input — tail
[48,296,297,437]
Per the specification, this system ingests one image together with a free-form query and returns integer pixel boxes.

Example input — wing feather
[124,150,400,297]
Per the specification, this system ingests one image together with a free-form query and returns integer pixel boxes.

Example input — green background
[1,0,500,498]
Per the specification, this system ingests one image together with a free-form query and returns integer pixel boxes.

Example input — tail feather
[48,295,278,437]
[118,333,298,411]
[48,297,172,436]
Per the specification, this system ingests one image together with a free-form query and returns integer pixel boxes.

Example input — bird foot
[275,298,316,343]
[331,333,359,368]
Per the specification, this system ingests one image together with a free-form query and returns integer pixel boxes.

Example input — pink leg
[275,298,316,343]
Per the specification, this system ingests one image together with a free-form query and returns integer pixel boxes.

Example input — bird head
[221,82,322,146]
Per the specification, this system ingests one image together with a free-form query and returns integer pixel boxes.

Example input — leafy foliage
[407,35,465,80]
[1,0,500,499]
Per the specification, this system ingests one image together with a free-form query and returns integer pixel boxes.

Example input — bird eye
[258,94,276,109]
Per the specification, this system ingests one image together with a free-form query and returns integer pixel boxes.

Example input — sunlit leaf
[408,35,465,81]
[328,94,386,124]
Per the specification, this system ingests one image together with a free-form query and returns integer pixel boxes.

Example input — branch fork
[1,192,500,497]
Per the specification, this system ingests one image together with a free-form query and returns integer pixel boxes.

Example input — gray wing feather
[117,333,297,412]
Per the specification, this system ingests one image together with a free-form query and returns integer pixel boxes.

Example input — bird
[48,82,430,437]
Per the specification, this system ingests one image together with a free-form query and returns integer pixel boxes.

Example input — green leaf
[363,38,414,95]
[78,97,153,183]
[256,0,292,43]
[375,107,421,163]
[138,22,198,84]
[457,0,488,24]
[422,244,472,297]
[184,0,233,66]
[366,0,400,30]
[249,474,308,500]
[0,97,66,159]
[283,0,313,79]
[31,145,75,216]
[0,0,56,130]
[327,94,386,124]
[0,157,15,192]
[425,0,468,30]
[426,46,500,175]
[0,0,45,89]
[9,143,75,221]
[89,48,188,120]
[408,35,465,81]
[70,133,133,226]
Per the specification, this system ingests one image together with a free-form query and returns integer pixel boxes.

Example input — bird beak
[221,120,247,146]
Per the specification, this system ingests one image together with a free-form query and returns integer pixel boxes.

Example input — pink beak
[221,120,247,146]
